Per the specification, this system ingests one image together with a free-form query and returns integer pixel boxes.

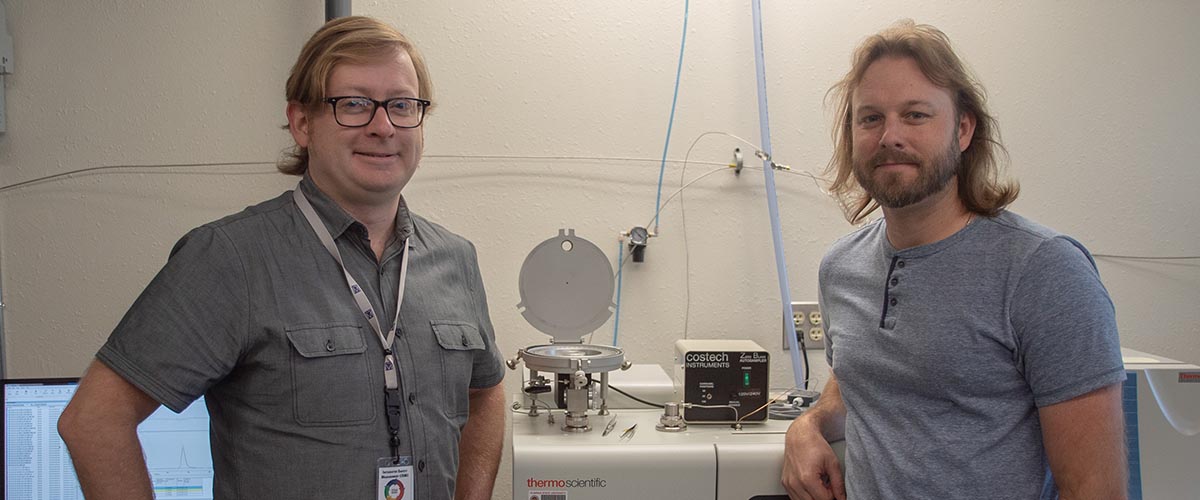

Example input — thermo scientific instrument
[508,230,798,499]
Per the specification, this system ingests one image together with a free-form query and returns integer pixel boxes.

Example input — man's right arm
[781,374,848,500]
[58,359,162,500]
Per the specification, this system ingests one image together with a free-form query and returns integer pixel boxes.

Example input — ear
[286,101,312,149]
[957,110,977,153]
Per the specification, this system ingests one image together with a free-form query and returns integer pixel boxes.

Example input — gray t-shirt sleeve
[1011,236,1125,407]
[97,225,247,412]
[465,241,505,389]
[820,273,836,369]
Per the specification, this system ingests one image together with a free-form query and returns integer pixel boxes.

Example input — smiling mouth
[356,152,396,158]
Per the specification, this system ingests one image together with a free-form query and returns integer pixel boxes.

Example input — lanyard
[292,185,410,391]
[294,185,410,460]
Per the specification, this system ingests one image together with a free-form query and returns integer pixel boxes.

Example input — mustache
[867,149,921,166]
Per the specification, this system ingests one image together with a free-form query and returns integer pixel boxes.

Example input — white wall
[2,1,1197,499]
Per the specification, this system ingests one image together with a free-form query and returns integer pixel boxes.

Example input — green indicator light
[743,372,750,386]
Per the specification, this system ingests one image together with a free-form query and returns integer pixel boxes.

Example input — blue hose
[752,0,804,389]
[613,240,625,346]
[652,0,690,234]
[619,0,689,346]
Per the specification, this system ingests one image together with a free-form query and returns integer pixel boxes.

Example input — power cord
[606,383,666,409]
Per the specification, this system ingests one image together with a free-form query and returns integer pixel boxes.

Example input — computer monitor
[2,378,214,500]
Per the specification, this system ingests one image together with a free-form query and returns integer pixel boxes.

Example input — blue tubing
[752,0,804,389]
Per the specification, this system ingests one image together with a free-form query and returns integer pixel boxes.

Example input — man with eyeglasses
[58,16,506,500]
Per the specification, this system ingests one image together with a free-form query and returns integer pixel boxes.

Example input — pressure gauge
[628,226,649,262]
[629,226,649,246]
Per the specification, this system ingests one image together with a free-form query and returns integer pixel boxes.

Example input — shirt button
[890,297,898,306]
[890,277,898,287]
[408,393,416,404]
[418,460,426,472]
[324,339,335,351]
[897,261,906,269]
[461,336,470,347]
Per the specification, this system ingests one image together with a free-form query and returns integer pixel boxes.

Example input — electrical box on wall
[673,339,769,424]
[783,301,824,350]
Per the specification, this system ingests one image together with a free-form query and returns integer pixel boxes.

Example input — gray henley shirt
[820,210,1124,499]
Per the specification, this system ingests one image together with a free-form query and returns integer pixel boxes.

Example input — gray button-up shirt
[99,176,504,500]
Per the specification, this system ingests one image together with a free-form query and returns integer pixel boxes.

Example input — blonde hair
[278,16,434,175]
[826,20,1017,224]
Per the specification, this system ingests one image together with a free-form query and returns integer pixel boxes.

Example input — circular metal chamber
[520,343,625,374]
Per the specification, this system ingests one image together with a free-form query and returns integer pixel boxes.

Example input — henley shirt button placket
[896,260,906,269]
[889,277,899,287]
[890,297,898,307]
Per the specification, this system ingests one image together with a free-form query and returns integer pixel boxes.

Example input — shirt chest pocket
[286,324,375,426]
[430,321,486,418]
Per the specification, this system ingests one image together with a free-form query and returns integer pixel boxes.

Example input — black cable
[0,162,277,194]
[6,161,1191,268]
[1093,254,1200,261]
[801,332,811,391]
[597,382,666,409]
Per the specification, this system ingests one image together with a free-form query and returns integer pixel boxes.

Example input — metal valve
[570,370,588,389]
[656,402,687,432]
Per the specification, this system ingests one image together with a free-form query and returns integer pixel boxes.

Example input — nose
[365,105,395,137]
[879,123,903,150]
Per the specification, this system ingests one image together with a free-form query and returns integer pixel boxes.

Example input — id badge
[377,456,414,500]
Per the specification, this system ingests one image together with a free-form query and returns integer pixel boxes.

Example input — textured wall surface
[2,1,1197,498]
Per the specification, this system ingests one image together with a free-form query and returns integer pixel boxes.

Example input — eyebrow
[328,86,417,98]
[854,100,938,115]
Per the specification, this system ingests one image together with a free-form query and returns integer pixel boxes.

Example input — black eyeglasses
[323,96,431,128]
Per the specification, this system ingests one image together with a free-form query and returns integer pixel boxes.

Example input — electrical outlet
[783,301,825,350]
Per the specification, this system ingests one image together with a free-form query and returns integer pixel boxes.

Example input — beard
[853,135,960,209]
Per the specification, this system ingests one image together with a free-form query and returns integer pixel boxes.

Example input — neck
[880,182,972,250]
[306,175,403,261]
[317,192,401,261]
[342,199,399,261]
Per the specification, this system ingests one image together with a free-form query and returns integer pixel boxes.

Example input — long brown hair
[826,20,1017,224]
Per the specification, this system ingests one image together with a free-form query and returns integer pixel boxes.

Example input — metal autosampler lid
[516,229,624,373]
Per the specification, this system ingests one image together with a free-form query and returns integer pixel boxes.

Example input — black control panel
[680,350,769,422]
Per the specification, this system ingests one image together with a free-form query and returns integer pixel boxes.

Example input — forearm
[455,383,506,500]
[58,360,160,500]
[1042,383,1128,500]
[62,424,155,500]
[799,374,847,442]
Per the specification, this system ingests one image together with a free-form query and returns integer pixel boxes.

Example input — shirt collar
[298,175,414,244]
[878,213,985,259]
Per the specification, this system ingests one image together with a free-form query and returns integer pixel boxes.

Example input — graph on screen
[3,379,214,500]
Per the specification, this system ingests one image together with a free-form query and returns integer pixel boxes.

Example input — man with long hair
[781,21,1126,500]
